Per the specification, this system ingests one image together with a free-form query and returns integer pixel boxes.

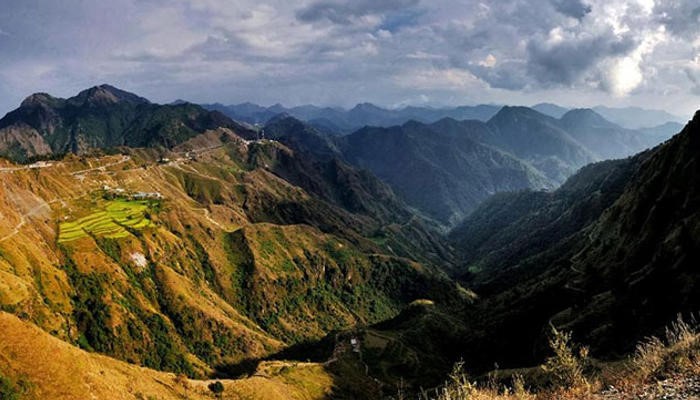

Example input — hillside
[0,96,468,398]
[559,108,661,160]
[263,109,671,230]
[1,85,697,399]
[0,311,335,400]
[430,107,674,182]
[482,106,596,182]
[449,155,648,281]
[332,120,552,227]
[442,111,700,369]
[323,112,700,396]
[0,85,254,162]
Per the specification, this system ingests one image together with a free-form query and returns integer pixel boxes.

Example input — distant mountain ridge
[336,119,553,226]
[203,100,685,133]
[427,106,674,184]
[203,101,502,133]
[262,106,677,227]
[0,85,254,162]
[592,105,686,129]
[532,102,570,118]
[532,103,685,130]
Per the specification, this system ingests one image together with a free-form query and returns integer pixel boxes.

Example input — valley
[0,84,697,400]
[3,1,699,398]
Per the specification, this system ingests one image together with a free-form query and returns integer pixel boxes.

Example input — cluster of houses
[28,161,53,169]
[102,185,163,200]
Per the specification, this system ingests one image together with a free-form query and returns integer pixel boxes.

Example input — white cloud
[479,54,497,68]
[394,67,480,90]
[0,0,697,116]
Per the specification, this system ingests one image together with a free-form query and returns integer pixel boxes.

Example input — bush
[541,326,589,389]
[420,360,476,400]
[633,314,700,381]
[0,374,30,400]
[208,381,224,397]
[511,373,533,400]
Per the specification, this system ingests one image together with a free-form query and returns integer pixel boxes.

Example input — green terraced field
[58,199,156,243]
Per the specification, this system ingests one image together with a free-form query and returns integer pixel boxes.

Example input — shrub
[208,381,224,397]
[0,374,31,400]
[420,360,476,400]
[633,314,700,381]
[511,373,532,400]
[541,326,589,388]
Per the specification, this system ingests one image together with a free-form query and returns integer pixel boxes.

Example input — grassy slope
[0,311,333,400]
[0,131,464,395]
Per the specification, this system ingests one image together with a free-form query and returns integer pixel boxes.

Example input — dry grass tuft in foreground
[415,315,700,400]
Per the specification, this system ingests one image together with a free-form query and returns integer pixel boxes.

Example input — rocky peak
[69,84,150,107]
[20,93,59,108]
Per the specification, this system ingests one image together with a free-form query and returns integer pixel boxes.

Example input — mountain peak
[351,102,383,112]
[562,107,603,119]
[490,105,544,121]
[20,92,59,108]
[401,119,426,130]
[532,102,570,118]
[69,84,150,106]
[560,108,616,129]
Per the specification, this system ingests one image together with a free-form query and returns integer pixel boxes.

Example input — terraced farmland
[58,199,157,243]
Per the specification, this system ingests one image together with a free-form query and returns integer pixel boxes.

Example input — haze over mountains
[259,103,677,227]
[203,100,684,133]
[1,84,699,399]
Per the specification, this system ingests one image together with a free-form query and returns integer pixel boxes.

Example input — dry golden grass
[1,143,432,397]
[0,145,370,366]
[0,312,333,400]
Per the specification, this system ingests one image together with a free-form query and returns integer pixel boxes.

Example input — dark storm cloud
[468,61,529,90]
[550,0,592,20]
[526,32,638,85]
[655,0,700,39]
[0,0,697,117]
[686,69,700,96]
[296,0,420,25]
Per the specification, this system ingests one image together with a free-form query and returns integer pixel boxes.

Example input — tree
[208,381,224,397]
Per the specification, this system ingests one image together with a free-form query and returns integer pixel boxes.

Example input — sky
[0,0,698,117]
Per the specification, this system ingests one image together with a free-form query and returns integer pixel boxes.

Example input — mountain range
[1,84,699,399]
[202,100,684,133]
[0,85,471,398]
[262,105,675,227]
[3,86,677,229]
[442,110,700,368]
[0,85,254,162]
[202,101,503,134]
